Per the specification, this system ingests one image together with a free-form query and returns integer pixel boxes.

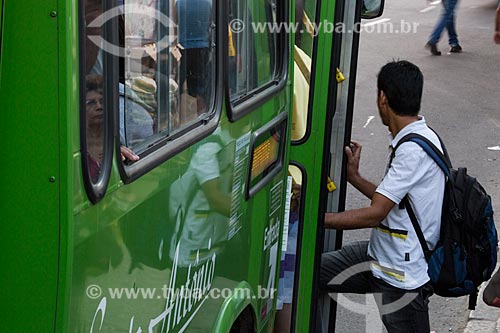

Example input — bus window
[80,0,218,198]
[228,0,278,102]
[81,0,110,193]
[292,0,318,142]
[120,0,216,153]
[84,75,105,183]
[247,114,287,199]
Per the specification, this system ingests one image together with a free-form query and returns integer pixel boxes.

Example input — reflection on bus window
[292,46,311,141]
[228,0,278,102]
[169,126,233,267]
[291,0,317,141]
[120,0,216,152]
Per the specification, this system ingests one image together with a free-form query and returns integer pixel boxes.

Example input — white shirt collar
[388,116,427,148]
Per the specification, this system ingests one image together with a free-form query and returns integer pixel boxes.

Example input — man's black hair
[377,60,423,116]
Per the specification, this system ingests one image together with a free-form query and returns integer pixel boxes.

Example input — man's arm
[324,192,395,230]
[349,172,378,200]
[345,141,378,199]
[495,6,500,44]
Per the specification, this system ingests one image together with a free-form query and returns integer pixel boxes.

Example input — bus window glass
[120,0,216,153]
[292,0,318,142]
[228,0,278,101]
[83,0,106,183]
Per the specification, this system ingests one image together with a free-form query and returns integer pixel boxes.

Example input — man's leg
[371,278,433,333]
[446,0,460,47]
[428,0,450,45]
[320,240,373,293]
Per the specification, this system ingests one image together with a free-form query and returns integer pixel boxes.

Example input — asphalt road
[334,0,500,332]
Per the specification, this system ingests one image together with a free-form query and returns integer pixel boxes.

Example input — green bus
[0,0,383,331]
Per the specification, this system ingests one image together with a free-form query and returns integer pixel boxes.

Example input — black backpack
[393,132,497,310]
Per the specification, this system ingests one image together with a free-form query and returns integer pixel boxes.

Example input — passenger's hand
[344,141,362,183]
[121,146,140,162]
[495,31,500,45]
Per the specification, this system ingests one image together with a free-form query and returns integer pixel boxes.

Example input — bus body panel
[0,0,60,331]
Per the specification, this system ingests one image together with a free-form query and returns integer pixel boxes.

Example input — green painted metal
[212,281,258,332]
[0,0,3,48]
[0,0,60,331]
[55,0,79,332]
[289,0,338,331]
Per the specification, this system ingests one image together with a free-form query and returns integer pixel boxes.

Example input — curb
[463,283,500,333]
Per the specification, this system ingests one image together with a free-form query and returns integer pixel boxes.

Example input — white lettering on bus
[89,239,216,333]
[263,219,280,251]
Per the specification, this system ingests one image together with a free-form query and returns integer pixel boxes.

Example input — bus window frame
[245,112,288,199]
[291,0,322,146]
[285,161,307,333]
[226,0,289,122]
[115,0,223,184]
[79,0,115,204]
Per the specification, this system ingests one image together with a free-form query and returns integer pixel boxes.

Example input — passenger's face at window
[86,90,104,128]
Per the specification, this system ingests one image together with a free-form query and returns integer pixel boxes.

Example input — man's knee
[319,252,339,291]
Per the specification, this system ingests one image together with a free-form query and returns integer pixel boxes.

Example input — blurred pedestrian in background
[426,0,462,55]
[494,3,500,44]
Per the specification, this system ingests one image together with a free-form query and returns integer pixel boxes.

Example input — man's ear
[378,90,387,106]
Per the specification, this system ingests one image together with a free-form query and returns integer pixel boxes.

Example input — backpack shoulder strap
[402,196,432,261]
[428,127,451,165]
[393,133,452,177]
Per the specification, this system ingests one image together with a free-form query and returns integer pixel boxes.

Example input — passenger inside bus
[118,45,155,148]
[83,0,219,159]
[83,0,143,170]
[85,75,140,181]
[115,0,216,147]
[85,75,105,182]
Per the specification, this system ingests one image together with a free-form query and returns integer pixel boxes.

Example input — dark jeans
[320,241,433,333]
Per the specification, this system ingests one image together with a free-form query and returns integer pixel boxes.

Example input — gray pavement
[334,0,500,331]
[463,280,500,333]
